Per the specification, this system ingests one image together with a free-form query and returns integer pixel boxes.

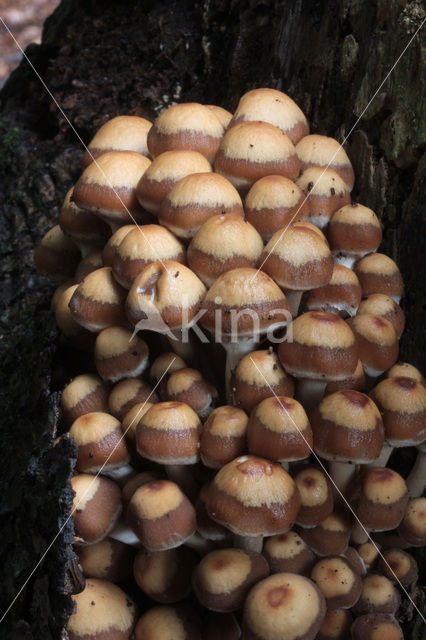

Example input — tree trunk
[0,1,424,638]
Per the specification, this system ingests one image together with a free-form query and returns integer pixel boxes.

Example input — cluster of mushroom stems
[33,88,425,640]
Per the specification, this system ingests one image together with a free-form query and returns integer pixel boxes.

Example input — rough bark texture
[0,1,424,638]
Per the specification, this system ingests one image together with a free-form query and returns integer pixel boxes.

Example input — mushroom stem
[166,464,199,502]
[102,463,135,486]
[233,534,263,553]
[109,518,141,547]
[223,339,258,404]
[296,379,327,414]
[285,290,303,317]
[184,532,215,555]
[333,253,357,270]
[167,328,196,364]
[405,450,426,497]
[351,521,370,545]
[329,461,356,496]
[366,443,393,469]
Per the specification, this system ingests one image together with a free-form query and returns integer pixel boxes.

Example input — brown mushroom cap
[112,224,186,289]
[165,368,217,418]
[294,465,334,528]
[74,250,104,283]
[200,268,292,341]
[348,314,399,376]
[127,479,196,551]
[69,266,127,332]
[82,115,152,167]
[247,396,313,462]
[350,613,404,640]
[121,470,161,503]
[316,609,353,640]
[311,390,384,464]
[56,284,95,350]
[206,455,301,538]
[136,401,201,465]
[352,573,401,616]
[310,555,362,611]
[397,497,426,546]
[214,121,301,195]
[150,352,187,384]
[369,376,426,446]
[126,260,207,330]
[325,359,366,395]
[355,253,404,302]
[357,541,381,572]
[296,167,351,229]
[59,187,110,253]
[134,604,202,640]
[327,203,382,259]
[244,175,308,242]
[229,88,309,144]
[263,531,316,576]
[295,134,354,191]
[73,151,152,228]
[67,578,136,640]
[94,326,149,382]
[34,224,81,281]
[304,263,362,318]
[77,537,135,582]
[299,511,352,556]
[192,548,269,612]
[200,406,248,469]
[158,172,243,240]
[278,311,358,381]
[242,573,326,640]
[195,484,232,543]
[260,223,334,292]
[187,213,264,288]
[379,548,418,586]
[61,374,110,426]
[70,411,129,474]
[147,102,225,162]
[233,349,295,412]
[71,474,122,545]
[385,362,425,385]
[102,224,135,266]
[206,104,233,128]
[358,294,405,338]
[136,149,212,214]
[133,546,197,603]
[341,547,366,576]
[108,378,158,421]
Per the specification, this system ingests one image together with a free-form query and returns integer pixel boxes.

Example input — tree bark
[0,1,424,638]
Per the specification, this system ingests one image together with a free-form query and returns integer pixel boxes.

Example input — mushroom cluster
[34,89,424,639]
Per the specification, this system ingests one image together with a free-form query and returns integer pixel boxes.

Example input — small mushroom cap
[214,121,300,193]
[263,531,316,576]
[134,604,202,640]
[56,284,92,343]
[61,374,110,426]
[94,326,149,382]
[188,213,264,287]
[127,479,196,551]
[278,311,358,381]
[206,104,233,128]
[108,377,157,420]
[34,224,81,281]
[69,267,127,332]
[295,134,354,190]
[126,260,207,329]
[260,223,334,292]
[299,511,352,556]
[67,578,136,640]
[136,149,212,214]
[348,314,399,376]
[77,537,134,582]
[397,497,426,546]
[150,352,187,383]
[311,390,384,463]
[316,608,353,640]
[200,268,291,340]
[294,465,334,527]
[70,411,129,473]
[122,402,155,442]
[310,555,362,611]
[133,546,197,603]
[325,359,366,395]
[147,102,225,162]
[158,172,243,240]
[192,547,269,612]
[242,573,326,640]
[206,455,301,537]
[352,573,401,616]
[83,115,152,166]
[355,253,404,301]
[75,250,104,283]
[121,470,162,503]
[328,203,382,255]
[200,405,248,469]
[136,401,201,465]
[385,362,425,385]
[358,294,404,337]
[233,349,295,412]
[379,548,418,585]
[295,167,351,228]
[59,187,110,250]
[247,396,313,462]
[102,224,135,266]
[165,368,217,418]
[304,263,362,318]
[369,376,426,446]
[244,175,308,242]
[229,87,309,143]
[357,541,381,572]
[341,547,366,576]
[350,613,404,640]
[71,474,122,545]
